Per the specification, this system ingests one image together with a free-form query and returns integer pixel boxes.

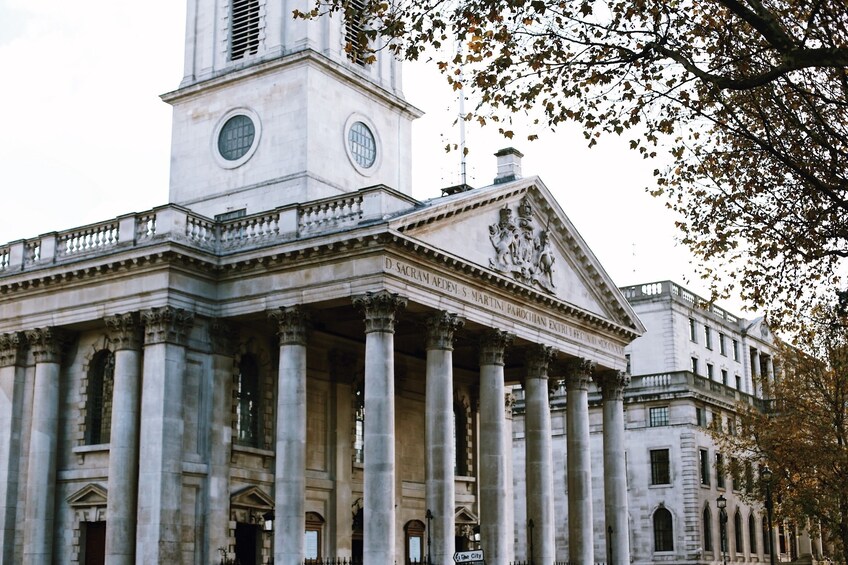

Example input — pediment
[230,485,274,511]
[391,178,643,333]
[455,507,478,524]
[67,483,108,507]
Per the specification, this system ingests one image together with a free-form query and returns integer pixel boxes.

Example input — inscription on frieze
[384,257,624,356]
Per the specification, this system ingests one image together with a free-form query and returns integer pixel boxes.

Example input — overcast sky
[0,0,746,314]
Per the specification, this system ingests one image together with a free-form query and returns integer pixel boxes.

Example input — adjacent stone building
[0,2,644,564]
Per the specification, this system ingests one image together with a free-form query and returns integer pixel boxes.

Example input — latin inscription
[385,257,624,355]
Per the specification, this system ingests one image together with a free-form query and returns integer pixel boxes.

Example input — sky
[0,0,746,314]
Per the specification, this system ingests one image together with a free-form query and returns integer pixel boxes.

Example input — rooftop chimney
[493,147,524,184]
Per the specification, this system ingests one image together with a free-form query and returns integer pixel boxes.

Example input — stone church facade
[0,2,644,565]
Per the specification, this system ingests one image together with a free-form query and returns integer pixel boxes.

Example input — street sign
[453,550,484,563]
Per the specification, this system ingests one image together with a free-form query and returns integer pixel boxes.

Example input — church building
[0,1,644,564]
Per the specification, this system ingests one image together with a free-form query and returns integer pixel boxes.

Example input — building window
[344,0,368,65]
[707,363,714,381]
[699,448,710,486]
[653,507,674,552]
[692,357,699,375]
[650,449,670,485]
[86,350,115,445]
[218,115,256,161]
[235,354,261,448]
[762,516,771,555]
[689,318,697,342]
[715,453,725,488]
[348,121,377,169]
[749,513,757,554]
[719,333,727,355]
[454,404,468,476]
[732,339,740,361]
[230,0,261,60]
[704,326,713,349]
[721,369,728,386]
[730,457,740,491]
[734,510,743,553]
[696,407,706,427]
[736,375,742,391]
[353,384,365,464]
[744,462,754,493]
[649,406,669,427]
[405,520,426,564]
[305,512,325,560]
[703,507,713,551]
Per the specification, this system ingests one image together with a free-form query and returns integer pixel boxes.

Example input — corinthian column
[565,359,595,565]
[353,291,407,565]
[136,307,194,564]
[478,329,513,565]
[104,313,143,565]
[0,333,26,565]
[23,327,67,565]
[269,306,311,565]
[425,311,463,565]
[524,345,555,565]
[594,370,631,565]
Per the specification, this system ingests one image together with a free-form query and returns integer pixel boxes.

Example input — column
[504,393,516,563]
[425,311,463,565]
[594,370,631,565]
[478,329,513,565]
[269,306,310,565]
[0,333,26,565]
[353,290,407,565]
[104,313,143,565]
[524,345,555,565]
[136,307,194,563]
[23,327,67,565]
[565,359,594,565]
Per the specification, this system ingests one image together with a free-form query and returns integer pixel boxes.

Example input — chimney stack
[494,147,523,184]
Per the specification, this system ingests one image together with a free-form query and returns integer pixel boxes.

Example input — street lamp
[717,495,728,565]
[762,466,776,565]
[426,509,433,565]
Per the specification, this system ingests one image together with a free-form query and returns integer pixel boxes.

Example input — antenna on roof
[457,39,467,187]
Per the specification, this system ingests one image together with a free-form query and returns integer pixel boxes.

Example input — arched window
[703,507,713,551]
[762,516,771,555]
[653,507,674,552]
[405,520,426,564]
[236,354,260,447]
[734,510,744,553]
[454,404,468,476]
[86,350,115,445]
[749,513,757,554]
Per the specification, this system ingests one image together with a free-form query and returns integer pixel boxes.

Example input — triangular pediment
[390,178,644,333]
[230,485,274,511]
[67,483,108,507]
[455,507,478,524]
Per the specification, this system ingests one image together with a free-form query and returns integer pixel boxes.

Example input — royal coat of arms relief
[488,196,556,293]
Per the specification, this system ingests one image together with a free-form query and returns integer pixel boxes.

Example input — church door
[83,521,106,565]
[235,523,260,565]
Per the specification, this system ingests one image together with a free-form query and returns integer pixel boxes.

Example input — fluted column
[23,327,67,565]
[565,359,594,565]
[479,330,513,565]
[104,313,143,565]
[353,291,407,565]
[594,370,631,565]
[136,307,194,564]
[524,345,555,565]
[269,306,311,565]
[0,333,26,565]
[425,311,463,565]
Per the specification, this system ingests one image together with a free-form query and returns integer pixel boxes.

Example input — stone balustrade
[620,281,739,323]
[0,186,407,276]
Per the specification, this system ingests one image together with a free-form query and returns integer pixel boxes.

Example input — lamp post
[527,518,535,565]
[262,511,274,565]
[762,466,776,565]
[717,495,728,565]
[425,509,432,565]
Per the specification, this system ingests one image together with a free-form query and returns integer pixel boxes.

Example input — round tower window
[218,115,256,161]
[348,121,376,169]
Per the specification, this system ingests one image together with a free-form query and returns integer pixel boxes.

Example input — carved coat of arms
[488,196,556,293]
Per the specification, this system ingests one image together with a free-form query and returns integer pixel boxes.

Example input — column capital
[209,319,238,354]
[25,327,68,364]
[479,329,513,366]
[562,358,595,391]
[353,291,407,334]
[269,306,311,346]
[105,312,143,351]
[0,332,26,367]
[425,311,464,350]
[593,370,631,401]
[141,307,194,346]
[526,344,555,380]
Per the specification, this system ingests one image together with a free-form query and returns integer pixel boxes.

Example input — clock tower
[162,0,422,219]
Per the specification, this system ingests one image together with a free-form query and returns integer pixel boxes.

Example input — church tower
[162,0,422,219]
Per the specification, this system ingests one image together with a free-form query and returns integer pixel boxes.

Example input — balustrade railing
[299,194,364,234]
[57,221,119,257]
